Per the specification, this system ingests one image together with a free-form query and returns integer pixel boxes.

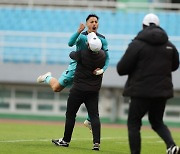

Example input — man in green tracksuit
[37,14,109,131]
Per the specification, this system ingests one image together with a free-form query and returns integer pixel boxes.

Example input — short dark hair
[86,14,99,22]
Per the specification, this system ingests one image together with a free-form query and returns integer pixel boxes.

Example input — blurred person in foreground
[52,32,105,150]
[37,14,109,131]
[117,13,180,154]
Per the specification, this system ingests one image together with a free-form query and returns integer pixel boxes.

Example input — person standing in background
[117,13,180,154]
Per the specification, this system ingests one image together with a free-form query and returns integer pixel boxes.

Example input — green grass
[0,121,180,154]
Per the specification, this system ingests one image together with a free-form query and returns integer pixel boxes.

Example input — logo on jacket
[166,46,173,49]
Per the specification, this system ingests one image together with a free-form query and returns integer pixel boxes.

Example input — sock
[45,76,52,84]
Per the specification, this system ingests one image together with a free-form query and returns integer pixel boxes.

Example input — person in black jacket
[117,13,180,154]
[52,32,106,151]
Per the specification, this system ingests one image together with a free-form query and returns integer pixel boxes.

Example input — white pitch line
[0,136,161,143]
[0,139,50,143]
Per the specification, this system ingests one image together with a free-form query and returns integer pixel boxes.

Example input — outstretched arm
[68,23,85,47]
[102,50,109,72]
[94,38,109,75]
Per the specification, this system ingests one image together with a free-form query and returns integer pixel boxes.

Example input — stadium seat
[0,7,179,65]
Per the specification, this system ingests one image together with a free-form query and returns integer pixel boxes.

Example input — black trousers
[63,88,101,144]
[128,97,175,154]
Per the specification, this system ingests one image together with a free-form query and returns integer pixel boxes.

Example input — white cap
[87,32,102,52]
[142,13,160,26]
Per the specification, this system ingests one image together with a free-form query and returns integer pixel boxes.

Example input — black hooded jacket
[117,25,179,98]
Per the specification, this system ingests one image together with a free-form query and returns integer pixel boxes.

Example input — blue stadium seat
[46,48,70,64]
[0,7,180,65]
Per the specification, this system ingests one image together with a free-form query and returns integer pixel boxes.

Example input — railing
[0,31,132,65]
[0,84,180,123]
[0,31,179,66]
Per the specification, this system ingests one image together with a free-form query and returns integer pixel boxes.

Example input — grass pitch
[0,120,179,154]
